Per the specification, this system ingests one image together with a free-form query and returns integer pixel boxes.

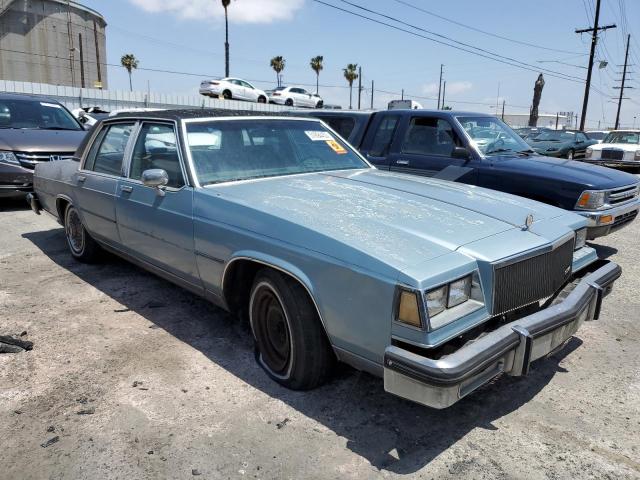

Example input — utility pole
[555,113,559,129]
[401,89,404,100]
[614,34,631,130]
[575,0,616,131]
[437,64,444,110]
[501,99,505,120]
[357,66,363,110]
[441,81,447,109]
[370,80,374,109]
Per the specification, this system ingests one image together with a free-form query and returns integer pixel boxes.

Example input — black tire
[316,101,324,109]
[222,90,232,100]
[249,268,335,390]
[257,96,267,104]
[567,149,575,160]
[64,204,101,263]
[285,98,294,107]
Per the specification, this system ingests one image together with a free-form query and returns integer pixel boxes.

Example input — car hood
[591,142,639,152]
[489,154,638,189]
[200,169,572,273]
[0,129,86,152]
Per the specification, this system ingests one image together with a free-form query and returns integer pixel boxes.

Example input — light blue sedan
[28,109,621,408]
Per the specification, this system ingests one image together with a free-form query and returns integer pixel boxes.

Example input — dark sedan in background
[526,129,598,160]
[0,92,87,198]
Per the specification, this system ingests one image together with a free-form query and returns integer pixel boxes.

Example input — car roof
[110,107,321,121]
[0,92,63,103]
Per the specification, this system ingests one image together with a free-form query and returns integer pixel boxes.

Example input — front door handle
[77,175,86,183]
[396,159,410,165]
[120,185,133,193]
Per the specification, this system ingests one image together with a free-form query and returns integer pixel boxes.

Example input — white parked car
[586,130,610,144]
[584,130,640,167]
[199,78,268,103]
[267,86,323,108]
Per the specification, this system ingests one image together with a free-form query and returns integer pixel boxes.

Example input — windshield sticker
[326,139,347,154]
[305,130,334,141]
[40,102,62,109]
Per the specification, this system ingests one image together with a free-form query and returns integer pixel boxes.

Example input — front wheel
[249,269,335,390]
[285,98,294,107]
[257,96,267,104]
[567,149,575,160]
[64,204,101,263]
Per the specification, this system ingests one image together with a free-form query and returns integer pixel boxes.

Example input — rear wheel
[249,269,334,390]
[285,98,294,107]
[222,90,232,100]
[64,204,101,263]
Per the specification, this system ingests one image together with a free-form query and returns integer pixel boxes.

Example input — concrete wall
[0,0,107,88]
[0,79,294,113]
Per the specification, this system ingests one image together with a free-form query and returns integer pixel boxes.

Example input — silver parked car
[28,109,620,408]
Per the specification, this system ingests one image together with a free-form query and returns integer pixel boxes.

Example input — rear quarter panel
[34,159,80,219]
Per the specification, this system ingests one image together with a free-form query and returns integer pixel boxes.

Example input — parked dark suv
[0,92,86,197]
[301,109,639,240]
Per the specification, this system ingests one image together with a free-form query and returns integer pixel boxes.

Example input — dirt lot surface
[1,196,639,480]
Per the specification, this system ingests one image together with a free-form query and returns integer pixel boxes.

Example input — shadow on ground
[588,242,618,260]
[24,227,581,474]
[0,195,29,212]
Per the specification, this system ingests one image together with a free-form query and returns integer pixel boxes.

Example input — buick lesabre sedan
[28,109,621,408]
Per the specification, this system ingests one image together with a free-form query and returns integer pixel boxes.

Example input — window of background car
[84,123,135,175]
[576,132,588,142]
[320,116,356,140]
[458,116,531,155]
[185,119,368,185]
[401,117,460,156]
[369,115,399,157]
[130,123,185,188]
[586,131,605,140]
[603,131,640,144]
[0,99,81,131]
[533,131,575,142]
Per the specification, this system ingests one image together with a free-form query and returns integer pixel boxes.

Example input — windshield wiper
[485,148,513,155]
[44,126,81,131]
[516,149,536,156]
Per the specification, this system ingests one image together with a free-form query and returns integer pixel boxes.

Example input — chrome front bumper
[576,198,640,239]
[383,261,621,409]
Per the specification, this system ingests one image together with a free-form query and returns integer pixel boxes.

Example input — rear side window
[321,116,356,140]
[84,123,135,175]
[369,115,399,157]
[402,117,458,156]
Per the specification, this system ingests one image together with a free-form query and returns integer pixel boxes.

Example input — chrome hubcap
[66,209,84,254]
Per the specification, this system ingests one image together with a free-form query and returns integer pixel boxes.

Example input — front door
[391,116,476,184]
[116,121,200,286]
[74,122,135,245]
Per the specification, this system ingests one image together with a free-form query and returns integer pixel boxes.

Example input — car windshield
[0,98,82,130]
[532,131,576,142]
[457,116,532,156]
[587,131,606,140]
[603,131,640,144]
[185,119,369,185]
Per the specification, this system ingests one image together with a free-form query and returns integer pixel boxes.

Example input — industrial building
[0,0,107,88]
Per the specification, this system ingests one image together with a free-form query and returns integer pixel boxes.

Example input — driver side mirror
[451,146,471,160]
[142,168,169,196]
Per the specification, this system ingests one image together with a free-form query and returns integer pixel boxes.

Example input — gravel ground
[1,195,639,480]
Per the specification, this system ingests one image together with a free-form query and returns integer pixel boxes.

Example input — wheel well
[222,89,232,96]
[258,95,267,101]
[55,197,70,223]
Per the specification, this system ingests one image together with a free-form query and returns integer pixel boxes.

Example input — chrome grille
[601,149,624,160]
[15,152,75,169]
[492,238,574,315]
[608,184,639,205]
[613,209,638,228]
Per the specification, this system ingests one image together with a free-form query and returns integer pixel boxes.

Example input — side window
[129,123,185,189]
[85,123,135,175]
[323,116,356,140]
[369,115,399,157]
[402,117,458,156]
[577,133,587,142]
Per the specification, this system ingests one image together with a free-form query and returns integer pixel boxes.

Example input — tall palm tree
[120,54,139,92]
[270,56,286,87]
[310,55,323,94]
[343,63,358,109]
[221,0,233,77]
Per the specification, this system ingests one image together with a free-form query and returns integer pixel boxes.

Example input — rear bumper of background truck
[383,261,621,409]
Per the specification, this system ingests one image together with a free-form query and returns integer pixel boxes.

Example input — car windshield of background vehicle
[532,131,575,142]
[603,132,640,145]
[457,116,532,156]
[0,99,82,131]
[587,131,606,140]
[185,119,368,185]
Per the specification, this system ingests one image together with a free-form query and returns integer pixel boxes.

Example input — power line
[389,0,586,55]
[313,0,587,84]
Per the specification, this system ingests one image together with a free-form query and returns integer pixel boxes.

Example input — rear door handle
[396,159,410,165]
[120,185,133,193]
[77,175,86,183]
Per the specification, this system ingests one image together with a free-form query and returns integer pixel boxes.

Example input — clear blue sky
[81,0,640,128]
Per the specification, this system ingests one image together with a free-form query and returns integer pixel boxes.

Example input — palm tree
[120,54,139,92]
[270,56,286,87]
[221,0,233,77]
[310,55,323,94]
[343,63,358,109]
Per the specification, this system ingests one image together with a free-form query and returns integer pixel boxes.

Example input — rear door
[115,121,200,286]
[74,121,135,245]
[361,114,401,169]
[241,80,258,102]
[391,116,477,183]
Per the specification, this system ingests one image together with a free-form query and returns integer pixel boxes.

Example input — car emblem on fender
[50,155,62,162]
[523,214,534,230]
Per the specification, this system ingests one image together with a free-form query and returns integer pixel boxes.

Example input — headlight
[425,273,483,321]
[635,150,640,160]
[426,286,447,318]
[0,151,19,165]
[574,228,587,250]
[397,290,422,328]
[447,276,471,308]
[585,147,593,159]
[575,190,606,210]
